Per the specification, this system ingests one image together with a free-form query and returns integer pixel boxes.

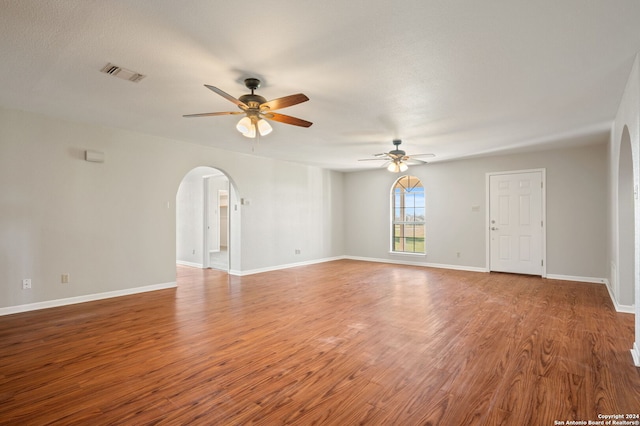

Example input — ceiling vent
[100,63,145,83]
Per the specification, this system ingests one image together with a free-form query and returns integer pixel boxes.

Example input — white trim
[631,342,640,367]
[203,176,211,269]
[485,168,547,278]
[388,251,426,257]
[600,277,636,314]
[546,274,607,284]
[234,256,347,276]
[345,255,488,273]
[176,260,203,268]
[426,262,487,273]
[614,303,635,314]
[0,281,177,317]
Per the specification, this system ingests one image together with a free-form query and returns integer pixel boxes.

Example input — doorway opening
[176,166,238,273]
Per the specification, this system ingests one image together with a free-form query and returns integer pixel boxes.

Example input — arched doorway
[618,126,635,308]
[176,166,240,273]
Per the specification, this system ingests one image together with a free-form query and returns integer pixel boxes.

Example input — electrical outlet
[295,249,301,255]
[61,274,69,284]
[22,279,31,289]
[456,252,461,258]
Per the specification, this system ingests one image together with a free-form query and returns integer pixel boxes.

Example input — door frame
[202,176,212,269]
[202,175,229,271]
[218,189,229,250]
[485,168,547,277]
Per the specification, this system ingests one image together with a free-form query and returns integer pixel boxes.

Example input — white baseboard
[632,342,640,367]
[234,256,346,276]
[425,262,488,273]
[599,278,636,314]
[546,274,607,284]
[344,256,488,273]
[176,260,203,268]
[0,281,177,317]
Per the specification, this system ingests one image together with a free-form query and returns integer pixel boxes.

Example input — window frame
[390,175,426,255]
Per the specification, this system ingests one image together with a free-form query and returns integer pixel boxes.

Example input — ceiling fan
[359,139,435,172]
[183,78,312,138]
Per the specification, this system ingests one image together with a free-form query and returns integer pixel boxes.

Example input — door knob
[491,227,498,230]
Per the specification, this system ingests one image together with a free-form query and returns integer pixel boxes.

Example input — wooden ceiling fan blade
[183,111,244,118]
[204,84,248,109]
[261,93,309,111]
[406,158,429,165]
[263,112,313,128]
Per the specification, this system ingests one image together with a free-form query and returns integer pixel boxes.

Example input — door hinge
[541,260,544,266]
[541,220,543,227]
[541,182,543,189]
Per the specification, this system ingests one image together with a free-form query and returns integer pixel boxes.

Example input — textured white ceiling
[1,0,639,170]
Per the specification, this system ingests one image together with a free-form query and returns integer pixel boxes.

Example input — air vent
[100,62,145,83]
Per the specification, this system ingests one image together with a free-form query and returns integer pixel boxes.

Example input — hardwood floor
[0,260,638,425]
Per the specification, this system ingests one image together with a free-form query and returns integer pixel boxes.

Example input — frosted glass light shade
[257,119,272,136]
[242,125,256,138]
[236,116,252,134]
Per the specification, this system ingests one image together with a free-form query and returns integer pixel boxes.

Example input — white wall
[176,168,203,266]
[344,143,608,280]
[0,106,344,311]
[609,54,640,365]
[237,155,344,273]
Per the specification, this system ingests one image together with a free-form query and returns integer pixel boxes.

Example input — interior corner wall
[236,156,345,273]
[0,106,345,311]
[344,143,608,280]
[609,54,640,364]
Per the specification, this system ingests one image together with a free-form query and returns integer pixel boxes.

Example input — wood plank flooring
[0,260,638,425]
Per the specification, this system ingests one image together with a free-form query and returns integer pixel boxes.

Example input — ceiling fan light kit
[359,139,435,173]
[387,161,409,173]
[236,116,272,138]
[184,78,311,139]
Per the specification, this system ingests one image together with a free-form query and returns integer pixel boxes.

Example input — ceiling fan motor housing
[238,78,266,109]
[390,139,405,157]
[239,94,267,108]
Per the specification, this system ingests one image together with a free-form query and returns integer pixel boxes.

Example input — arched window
[391,175,425,254]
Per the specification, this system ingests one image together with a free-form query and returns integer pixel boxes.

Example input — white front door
[489,171,544,275]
